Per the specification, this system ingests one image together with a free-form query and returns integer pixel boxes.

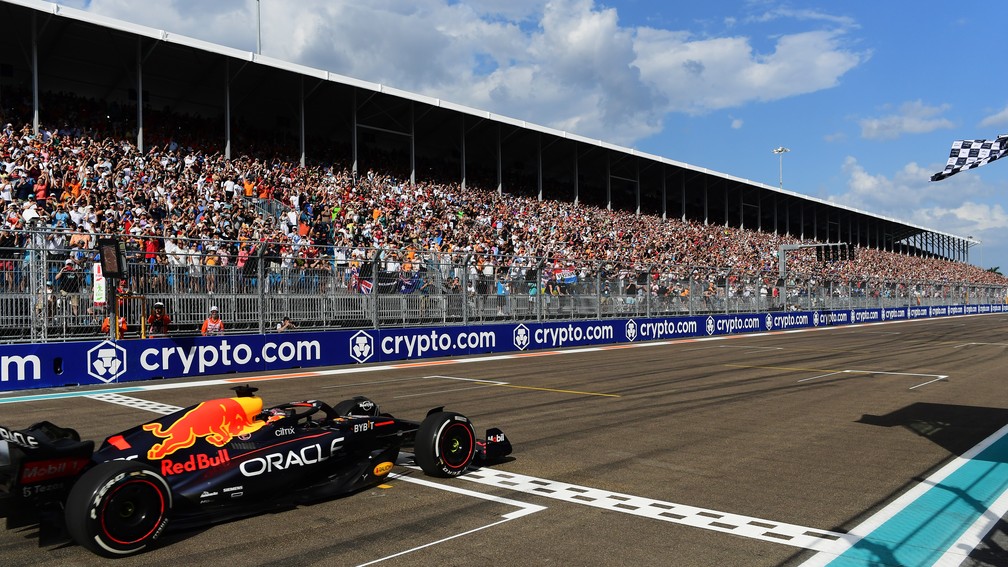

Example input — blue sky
[61,0,1008,270]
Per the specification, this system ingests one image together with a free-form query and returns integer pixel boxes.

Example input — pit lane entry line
[799,422,1008,567]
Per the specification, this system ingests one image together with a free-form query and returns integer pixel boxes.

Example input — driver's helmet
[259,407,289,423]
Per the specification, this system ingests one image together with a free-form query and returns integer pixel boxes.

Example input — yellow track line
[493,383,620,398]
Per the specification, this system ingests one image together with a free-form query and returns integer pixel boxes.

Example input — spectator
[276,316,296,332]
[54,258,82,315]
[101,312,127,339]
[201,305,224,336]
[147,301,171,337]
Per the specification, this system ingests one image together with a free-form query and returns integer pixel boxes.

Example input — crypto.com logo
[87,340,127,383]
[350,331,374,363]
[513,324,530,351]
[625,319,637,342]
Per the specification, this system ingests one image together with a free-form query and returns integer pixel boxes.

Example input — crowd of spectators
[0,92,1004,315]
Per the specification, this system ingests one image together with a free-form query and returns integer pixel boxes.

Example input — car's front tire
[415,411,476,477]
[65,460,172,557]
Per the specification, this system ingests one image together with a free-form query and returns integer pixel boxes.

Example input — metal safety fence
[0,232,1003,343]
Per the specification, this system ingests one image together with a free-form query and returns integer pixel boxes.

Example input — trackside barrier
[0,304,1004,391]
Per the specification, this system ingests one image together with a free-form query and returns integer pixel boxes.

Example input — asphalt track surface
[1,315,1008,567]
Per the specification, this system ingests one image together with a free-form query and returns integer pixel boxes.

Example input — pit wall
[0,304,1000,391]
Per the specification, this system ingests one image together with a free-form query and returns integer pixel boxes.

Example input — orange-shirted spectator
[101,314,127,339]
[66,173,82,199]
[201,305,224,336]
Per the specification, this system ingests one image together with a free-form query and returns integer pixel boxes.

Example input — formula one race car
[0,386,511,557]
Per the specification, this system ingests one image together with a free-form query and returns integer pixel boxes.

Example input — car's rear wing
[0,422,94,544]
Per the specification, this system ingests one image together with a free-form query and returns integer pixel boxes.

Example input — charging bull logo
[143,397,269,460]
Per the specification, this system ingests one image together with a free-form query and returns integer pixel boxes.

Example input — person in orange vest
[101,312,127,339]
[201,305,224,336]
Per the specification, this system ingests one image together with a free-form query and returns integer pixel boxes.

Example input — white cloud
[745,7,858,28]
[836,156,990,212]
[979,104,1008,129]
[829,157,1008,267]
[633,28,865,113]
[69,0,868,147]
[914,202,1008,233]
[858,100,955,140]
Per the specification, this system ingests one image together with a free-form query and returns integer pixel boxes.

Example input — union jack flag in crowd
[349,266,373,294]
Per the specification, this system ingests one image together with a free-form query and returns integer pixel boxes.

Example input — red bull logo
[161,449,231,476]
[143,397,267,460]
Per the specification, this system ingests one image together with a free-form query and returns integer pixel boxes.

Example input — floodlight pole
[773,146,790,189]
[256,0,262,54]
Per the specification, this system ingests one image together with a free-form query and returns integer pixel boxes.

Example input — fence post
[535,257,545,322]
[31,234,47,342]
[461,254,471,326]
[370,251,380,329]
[256,245,266,334]
[688,269,695,316]
[641,267,648,319]
[596,262,602,320]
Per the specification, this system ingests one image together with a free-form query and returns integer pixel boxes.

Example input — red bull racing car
[0,386,511,557]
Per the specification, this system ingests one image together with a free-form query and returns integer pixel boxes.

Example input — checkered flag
[930,135,1008,181]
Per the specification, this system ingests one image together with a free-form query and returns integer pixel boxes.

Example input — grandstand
[0,0,1003,342]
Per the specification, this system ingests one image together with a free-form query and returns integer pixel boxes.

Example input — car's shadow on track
[857,402,1008,456]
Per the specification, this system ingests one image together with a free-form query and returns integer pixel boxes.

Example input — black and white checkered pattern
[931,135,1008,181]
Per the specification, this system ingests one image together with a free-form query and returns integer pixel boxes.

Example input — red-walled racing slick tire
[64,460,173,557]
[415,411,476,477]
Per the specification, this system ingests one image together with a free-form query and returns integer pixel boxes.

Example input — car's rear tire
[65,460,172,557]
[415,411,476,477]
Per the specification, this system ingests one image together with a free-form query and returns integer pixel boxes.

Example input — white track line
[85,393,182,414]
[454,467,852,551]
[796,369,949,390]
[356,472,546,567]
[935,484,1008,566]
[799,423,1008,566]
